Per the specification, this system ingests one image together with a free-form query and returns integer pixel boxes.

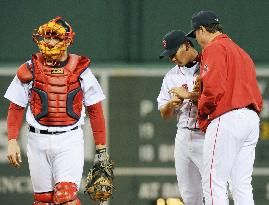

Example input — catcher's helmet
[32,16,75,65]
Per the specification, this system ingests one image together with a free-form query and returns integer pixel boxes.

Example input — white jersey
[4,61,105,132]
[157,63,199,129]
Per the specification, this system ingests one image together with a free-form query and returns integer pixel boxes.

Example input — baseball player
[157,30,204,205]
[184,11,263,205]
[5,16,109,205]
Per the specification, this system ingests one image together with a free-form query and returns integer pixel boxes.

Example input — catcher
[5,16,114,205]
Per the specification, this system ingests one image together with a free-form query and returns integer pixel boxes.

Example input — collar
[179,61,199,75]
[185,53,201,68]
[211,34,228,42]
[203,34,228,51]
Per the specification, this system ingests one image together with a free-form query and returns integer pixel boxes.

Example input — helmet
[32,16,75,65]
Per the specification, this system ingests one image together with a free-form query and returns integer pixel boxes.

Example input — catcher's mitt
[85,159,115,202]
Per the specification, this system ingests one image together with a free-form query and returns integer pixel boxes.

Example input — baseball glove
[193,75,201,93]
[192,75,200,106]
[85,151,115,202]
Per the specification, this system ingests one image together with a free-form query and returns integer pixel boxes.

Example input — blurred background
[0,0,268,204]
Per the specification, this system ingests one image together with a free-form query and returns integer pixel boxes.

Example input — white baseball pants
[203,108,259,205]
[27,128,84,193]
[174,128,204,205]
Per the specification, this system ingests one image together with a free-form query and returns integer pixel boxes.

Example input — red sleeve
[7,102,25,140]
[199,44,227,117]
[86,102,106,145]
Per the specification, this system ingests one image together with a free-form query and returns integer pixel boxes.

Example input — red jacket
[198,34,263,131]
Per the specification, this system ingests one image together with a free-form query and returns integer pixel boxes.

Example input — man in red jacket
[180,10,262,205]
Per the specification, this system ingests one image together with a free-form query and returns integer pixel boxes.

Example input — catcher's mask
[32,16,75,65]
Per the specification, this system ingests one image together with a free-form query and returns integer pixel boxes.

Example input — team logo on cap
[162,40,167,49]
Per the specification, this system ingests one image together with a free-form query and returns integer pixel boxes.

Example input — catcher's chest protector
[30,53,90,126]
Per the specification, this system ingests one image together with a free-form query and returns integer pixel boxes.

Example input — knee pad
[53,182,78,204]
[33,192,54,204]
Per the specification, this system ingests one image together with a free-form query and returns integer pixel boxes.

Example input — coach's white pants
[174,128,204,205]
[203,108,259,205]
[27,128,84,193]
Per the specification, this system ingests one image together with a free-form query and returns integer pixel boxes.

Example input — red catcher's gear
[17,63,33,83]
[53,182,78,204]
[198,34,263,131]
[87,102,106,145]
[33,192,54,204]
[28,52,90,126]
[7,102,25,140]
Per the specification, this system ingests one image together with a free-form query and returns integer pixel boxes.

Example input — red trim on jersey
[193,72,199,129]
[179,67,185,76]
[209,117,221,205]
[87,102,106,145]
[7,102,25,140]
[186,73,197,128]
[186,102,192,126]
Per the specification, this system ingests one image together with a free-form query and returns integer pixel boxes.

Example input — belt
[234,105,256,112]
[246,104,256,111]
[183,127,200,132]
[29,126,79,135]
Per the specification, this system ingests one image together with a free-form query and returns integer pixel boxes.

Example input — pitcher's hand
[169,87,190,99]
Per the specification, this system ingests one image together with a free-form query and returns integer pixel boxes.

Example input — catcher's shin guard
[33,192,54,204]
[53,182,78,204]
